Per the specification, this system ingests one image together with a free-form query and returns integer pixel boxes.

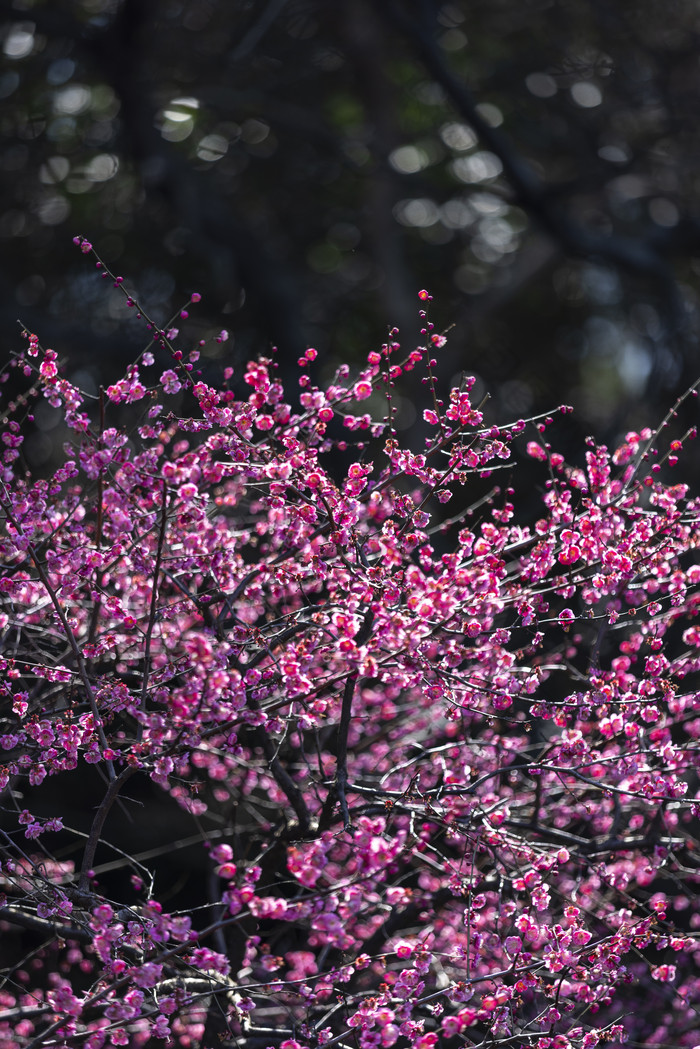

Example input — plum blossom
[1,259,699,1049]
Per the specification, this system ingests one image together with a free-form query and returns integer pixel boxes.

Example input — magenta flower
[1,264,699,1049]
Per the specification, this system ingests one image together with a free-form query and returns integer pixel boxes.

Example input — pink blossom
[160,368,181,394]
[3,268,700,1049]
[353,379,373,400]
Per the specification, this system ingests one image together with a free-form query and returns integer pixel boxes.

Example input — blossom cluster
[0,249,698,1048]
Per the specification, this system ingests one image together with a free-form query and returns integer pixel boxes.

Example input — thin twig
[140,478,170,716]
[326,606,375,832]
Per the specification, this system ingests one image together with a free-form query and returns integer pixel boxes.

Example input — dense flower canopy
[0,248,699,1048]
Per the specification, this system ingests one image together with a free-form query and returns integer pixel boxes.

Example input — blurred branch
[232,0,290,62]
[384,0,697,382]
[384,1,677,276]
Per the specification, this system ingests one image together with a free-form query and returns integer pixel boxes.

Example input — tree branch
[78,766,136,894]
[320,606,375,832]
[384,0,694,379]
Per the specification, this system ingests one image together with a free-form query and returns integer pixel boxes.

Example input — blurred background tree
[2,0,700,467]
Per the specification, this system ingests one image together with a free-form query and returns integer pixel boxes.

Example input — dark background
[2,0,700,464]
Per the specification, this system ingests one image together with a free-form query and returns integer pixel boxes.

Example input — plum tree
[0,244,698,1048]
